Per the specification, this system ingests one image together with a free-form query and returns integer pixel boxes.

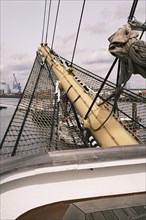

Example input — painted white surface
[0,158,146,220]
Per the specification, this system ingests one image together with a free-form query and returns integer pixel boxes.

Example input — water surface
[0,98,19,142]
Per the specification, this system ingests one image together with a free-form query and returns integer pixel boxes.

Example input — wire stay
[45,0,52,45]
[71,0,86,66]
[41,0,48,44]
[51,0,61,49]
[84,0,139,121]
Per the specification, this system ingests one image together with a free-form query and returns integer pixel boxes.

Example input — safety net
[0,52,146,159]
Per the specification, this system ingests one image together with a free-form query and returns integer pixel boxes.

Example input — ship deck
[1,144,145,220]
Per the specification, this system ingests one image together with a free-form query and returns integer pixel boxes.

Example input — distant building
[0,82,10,94]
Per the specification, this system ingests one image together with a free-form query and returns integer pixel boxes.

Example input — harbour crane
[13,73,21,93]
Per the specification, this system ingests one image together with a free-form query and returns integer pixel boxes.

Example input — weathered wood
[123,207,138,218]
[113,209,129,220]
[75,193,146,213]
[14,194,146,220]
[102,210,118,220]
[90,212,106,220]
[0,144,145,175]
[133,206,146,215]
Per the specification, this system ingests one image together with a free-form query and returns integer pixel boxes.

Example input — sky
[1,0,146,91]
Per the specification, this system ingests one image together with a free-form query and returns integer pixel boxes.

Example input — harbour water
[0,98,19,142]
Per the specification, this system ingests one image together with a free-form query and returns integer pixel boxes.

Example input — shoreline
[0,94,21,98]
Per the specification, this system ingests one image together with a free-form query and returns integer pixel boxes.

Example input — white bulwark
[0,145,145,220]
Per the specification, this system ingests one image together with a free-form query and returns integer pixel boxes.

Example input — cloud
[1,53,33,89]
[2,53,32,73]
[82,49,113,65]
[53,32,89,61]
[114,2,145,22]
[52,33,75,59]
[114,4,130,20]
[84,22,107,35]
[55,33,75,48]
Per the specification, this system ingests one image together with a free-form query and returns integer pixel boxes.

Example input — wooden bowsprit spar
[38,45,141,147]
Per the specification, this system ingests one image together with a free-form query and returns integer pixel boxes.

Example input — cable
[90,108,113,132]
[84,0,139,122]
[116,59,121,87]
[70,102,89,146]
[128,0,138,21]
[11,62,44,156]
[139,20,146,39]
[70,0,86,66]
[51,0,61,49]
[45,0,52,45]
[84,57,118,120]
[41,0,47,44]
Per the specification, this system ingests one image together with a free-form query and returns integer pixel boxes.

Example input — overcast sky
[1,0,146,90]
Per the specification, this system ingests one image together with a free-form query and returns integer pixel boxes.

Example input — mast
[38,45,140,147]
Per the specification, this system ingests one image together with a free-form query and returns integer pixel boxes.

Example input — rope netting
[0,52,146,159]
[0,54,86,158]
[72,62,146,144]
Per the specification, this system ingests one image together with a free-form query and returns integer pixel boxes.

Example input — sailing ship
[0,0,146,219]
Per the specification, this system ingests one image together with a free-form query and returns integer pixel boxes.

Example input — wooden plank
[123,207,138,218]
[113,209,128,220]
[133,206,146,215]
[1,144,145,176]
[62,204,85,220]
[75,193,146,213]
[91,212,106,220]
[102,210,118,220]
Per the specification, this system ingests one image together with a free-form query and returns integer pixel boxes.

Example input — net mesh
[73,63,146,144]
[0,53,146,159]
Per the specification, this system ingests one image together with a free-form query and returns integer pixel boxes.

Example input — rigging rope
[140,20,146,39]
[45,0,52,45]
[128,0,138,21]
[41,0,47,44]
[71,0,86,66]
[12,64,44,156]
[51,0,61,49]
[0,55,38,150]
[84,58,118,120]
[84,0,139,121]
